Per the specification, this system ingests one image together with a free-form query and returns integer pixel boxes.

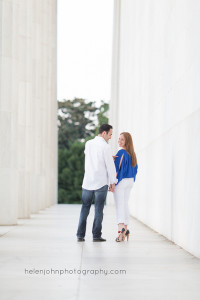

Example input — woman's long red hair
[120,132,137,167]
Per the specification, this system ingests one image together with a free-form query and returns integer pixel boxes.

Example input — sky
[57,0,114,105]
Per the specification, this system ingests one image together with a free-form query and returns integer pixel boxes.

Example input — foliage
[58,142,85,203]
[58,98,97,149]
[58,98,109,204]
[95,100,109,135]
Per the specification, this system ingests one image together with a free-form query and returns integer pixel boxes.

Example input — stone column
[0,0,57,225]
[109,0,121,154]
[107,0,121,206]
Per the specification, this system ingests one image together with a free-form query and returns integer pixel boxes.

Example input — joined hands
[108,183,115,193]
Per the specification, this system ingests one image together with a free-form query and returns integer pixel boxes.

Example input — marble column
[0,0,57,225]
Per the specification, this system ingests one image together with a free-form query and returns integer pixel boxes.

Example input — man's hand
[109,183,115,192]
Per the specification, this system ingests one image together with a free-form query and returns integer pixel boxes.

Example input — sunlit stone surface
[0,204,200,300]
[109,0,200,257]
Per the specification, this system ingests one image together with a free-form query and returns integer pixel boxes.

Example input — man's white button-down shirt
[82,136,118,190]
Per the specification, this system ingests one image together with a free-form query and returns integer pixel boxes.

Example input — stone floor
[0,204,200,300]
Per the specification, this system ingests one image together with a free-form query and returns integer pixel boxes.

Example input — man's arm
[104,145,118,186]
[84,141,88,154]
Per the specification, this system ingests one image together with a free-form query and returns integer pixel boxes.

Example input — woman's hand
[112,155,118,161]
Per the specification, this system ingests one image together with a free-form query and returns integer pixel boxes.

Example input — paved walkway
[0,204,200,300]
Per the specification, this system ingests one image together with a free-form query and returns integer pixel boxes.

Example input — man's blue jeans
[76,185,108,239]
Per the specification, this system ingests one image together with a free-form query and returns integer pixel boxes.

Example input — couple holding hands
[76,124,138,243]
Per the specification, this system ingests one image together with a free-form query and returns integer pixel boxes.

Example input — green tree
[57,99,109,204]
[95,100,109,135]
[58,141,85,204]
[58,98,98,149]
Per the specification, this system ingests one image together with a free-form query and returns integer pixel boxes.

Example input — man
[76,124,118,242]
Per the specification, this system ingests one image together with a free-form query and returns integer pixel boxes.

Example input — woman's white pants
[114,178,134,225]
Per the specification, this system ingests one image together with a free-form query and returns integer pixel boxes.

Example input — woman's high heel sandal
[125,229,130,241]
[115,228,125,242]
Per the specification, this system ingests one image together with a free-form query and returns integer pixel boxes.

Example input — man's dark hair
[99,124,113,134]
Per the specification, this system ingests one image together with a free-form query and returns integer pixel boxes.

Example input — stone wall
[109,0,200,257]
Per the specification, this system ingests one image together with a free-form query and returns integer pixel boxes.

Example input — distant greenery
[58,98,109,204]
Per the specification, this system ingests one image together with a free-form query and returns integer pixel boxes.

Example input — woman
[113,132,138,242]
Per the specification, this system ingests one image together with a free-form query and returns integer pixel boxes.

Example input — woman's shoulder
[115,149,125,159]
[116,149,130,160]
[116,149,127,155]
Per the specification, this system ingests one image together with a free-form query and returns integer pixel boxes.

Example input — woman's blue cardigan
[114,149,138,185]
